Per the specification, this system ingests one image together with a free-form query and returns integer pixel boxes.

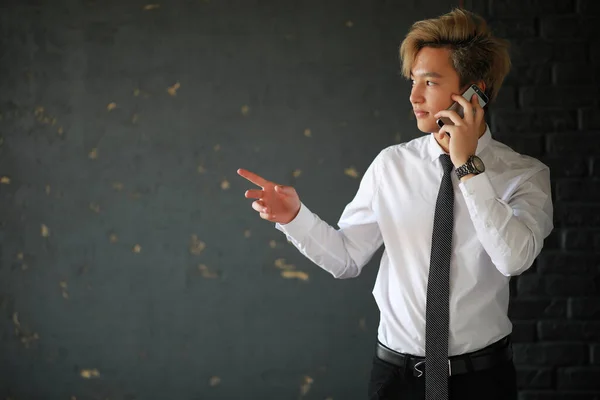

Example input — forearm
[275,203,382,279]
[460,171,553,276]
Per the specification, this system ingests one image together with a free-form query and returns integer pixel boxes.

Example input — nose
[410,85,424,105]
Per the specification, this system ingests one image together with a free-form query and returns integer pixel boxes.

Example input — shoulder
[374,135,430,165]
[487,138,549,178]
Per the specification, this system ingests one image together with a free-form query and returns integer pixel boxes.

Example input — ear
[476,80,486,92]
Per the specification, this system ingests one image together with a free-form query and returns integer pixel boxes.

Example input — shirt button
[485,221,491,228]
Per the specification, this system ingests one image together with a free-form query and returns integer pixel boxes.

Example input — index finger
[452,93,474,122]
[472,92,484,115]
[237,168,270,188]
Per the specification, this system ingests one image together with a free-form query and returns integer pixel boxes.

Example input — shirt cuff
[459,172,497,201]
[274,202,315,238]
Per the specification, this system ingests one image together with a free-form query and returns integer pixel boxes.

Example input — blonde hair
[399,8,511,103]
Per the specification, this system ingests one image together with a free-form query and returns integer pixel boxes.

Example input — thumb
[275,185,289,195]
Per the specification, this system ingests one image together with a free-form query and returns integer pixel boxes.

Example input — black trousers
[367,351,517,400]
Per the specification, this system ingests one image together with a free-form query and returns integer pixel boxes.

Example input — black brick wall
[467,0,600,398]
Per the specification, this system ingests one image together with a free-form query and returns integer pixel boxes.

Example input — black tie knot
[439,154,453,174]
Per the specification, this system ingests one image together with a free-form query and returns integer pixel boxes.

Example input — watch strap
[455,156,480,179]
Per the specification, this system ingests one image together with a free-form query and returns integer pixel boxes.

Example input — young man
[238,8,553,400]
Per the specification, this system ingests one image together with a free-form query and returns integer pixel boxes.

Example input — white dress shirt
[274,125,554,357]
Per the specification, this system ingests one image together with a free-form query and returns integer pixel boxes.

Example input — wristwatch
[455,155,485,180]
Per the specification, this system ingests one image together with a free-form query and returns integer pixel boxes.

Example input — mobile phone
[436,84,489,131]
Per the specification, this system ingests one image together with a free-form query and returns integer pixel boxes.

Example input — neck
[436,121,487,154]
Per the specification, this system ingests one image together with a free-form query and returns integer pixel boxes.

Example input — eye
[427,81,436,86]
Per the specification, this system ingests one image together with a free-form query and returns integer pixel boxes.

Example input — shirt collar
[428,124,492,162]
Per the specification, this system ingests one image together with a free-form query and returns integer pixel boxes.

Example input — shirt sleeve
[458,166,554,276]
[274,151,385,279]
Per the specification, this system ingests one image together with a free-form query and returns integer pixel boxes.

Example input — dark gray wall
[1,0,599,399]
[0,1,449,399]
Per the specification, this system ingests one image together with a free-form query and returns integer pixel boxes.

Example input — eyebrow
[410,72,443,79]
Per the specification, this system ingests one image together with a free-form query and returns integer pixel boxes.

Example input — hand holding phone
[436,84,488,135]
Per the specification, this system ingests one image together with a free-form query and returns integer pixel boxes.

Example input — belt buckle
[413,360,425,378]
[413,360,452,378]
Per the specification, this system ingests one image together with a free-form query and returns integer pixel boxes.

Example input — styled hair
[399,8,511,103]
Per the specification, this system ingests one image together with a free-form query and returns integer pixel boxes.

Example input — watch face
[472,156,485,172]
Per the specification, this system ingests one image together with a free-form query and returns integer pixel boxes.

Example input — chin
[416,119,439,134]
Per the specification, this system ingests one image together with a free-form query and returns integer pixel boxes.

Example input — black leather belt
[375,335,513,378]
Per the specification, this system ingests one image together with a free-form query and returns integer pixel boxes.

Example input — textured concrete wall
[0,1,450,399]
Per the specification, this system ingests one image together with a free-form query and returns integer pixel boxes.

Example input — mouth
[414,110,429,119]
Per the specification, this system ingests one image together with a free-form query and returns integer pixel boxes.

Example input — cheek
[429,88,455,112]
[430,98,450,114]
